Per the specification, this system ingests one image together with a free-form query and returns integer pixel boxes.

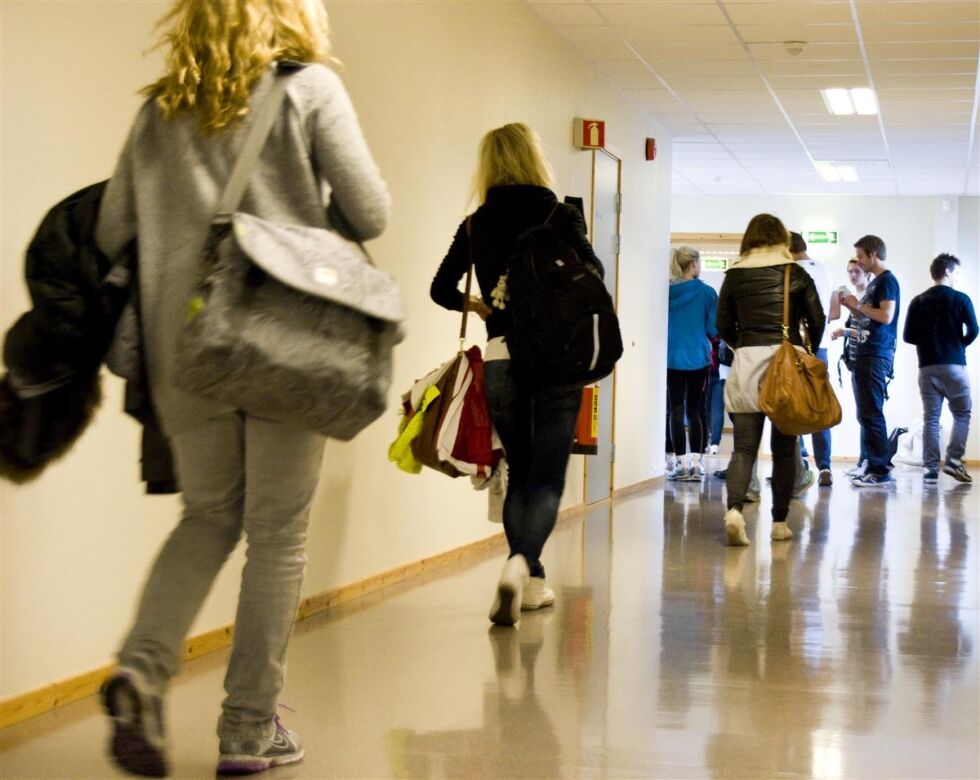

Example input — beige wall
[0,0,671,698]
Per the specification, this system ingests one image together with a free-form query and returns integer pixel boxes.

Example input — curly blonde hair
[142,0,331,134]
[473,123,554,204]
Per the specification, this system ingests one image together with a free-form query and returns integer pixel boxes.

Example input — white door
[584,150,621,505]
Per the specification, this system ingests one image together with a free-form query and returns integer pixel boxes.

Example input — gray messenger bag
[174,68,404,440]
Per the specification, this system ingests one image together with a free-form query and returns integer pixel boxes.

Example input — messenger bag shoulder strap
[215,64,296,222]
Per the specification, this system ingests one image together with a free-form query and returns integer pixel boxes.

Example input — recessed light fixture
[815,162,860,182]
[850,88,878,115]
[820,87,878,116]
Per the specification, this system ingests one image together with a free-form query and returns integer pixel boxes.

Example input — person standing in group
[903,253,978,484]
[840,236,901,487]
[431,123,603,626]
[95,2,391,775]
[790,232,835,486]
[831,258,874,475]
[717,214,825,546]
[666,245,718,482]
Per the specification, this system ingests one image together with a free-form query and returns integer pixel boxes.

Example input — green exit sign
[807,231,838,245]
[701,255,729,271]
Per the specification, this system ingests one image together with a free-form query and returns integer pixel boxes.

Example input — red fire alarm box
[573,118,605,150]
[571,386,599,455]
[645,138,657,160]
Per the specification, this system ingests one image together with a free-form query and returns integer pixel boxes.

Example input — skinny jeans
[484,360,580,579]
[118,412,326,741]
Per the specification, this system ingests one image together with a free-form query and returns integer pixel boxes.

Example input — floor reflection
[1,467,977,779]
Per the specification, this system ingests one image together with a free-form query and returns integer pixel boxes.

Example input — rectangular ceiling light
[815,163,860,182]
[821,88,854,115]
[816,163,842,182]
[850,88,878,115]
[821,87,878,116]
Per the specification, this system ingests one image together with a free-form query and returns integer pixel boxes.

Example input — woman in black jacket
[717,214,825,546]
[431,123,603,625]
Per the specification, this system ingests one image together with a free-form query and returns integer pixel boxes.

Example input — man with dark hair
[791,232,833,486]
[841,235,901,486]
[903,253,978,483]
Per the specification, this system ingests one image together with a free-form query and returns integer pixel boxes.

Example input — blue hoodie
[668,278,718,370]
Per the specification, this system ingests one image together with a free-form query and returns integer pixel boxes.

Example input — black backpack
[505,208,623,390]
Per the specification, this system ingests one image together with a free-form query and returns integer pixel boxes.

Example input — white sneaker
[770,522,793,541]
[521,577,556,610]
[709,444,719,456]
[666,453,677,471]
[667,465,689,481]
[744,490,761,504]
[724,508,750,546]
[684,463,704,482]
[845,460,868,478]
[489,555,529,625]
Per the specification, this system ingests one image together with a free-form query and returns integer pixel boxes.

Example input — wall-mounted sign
[807,230,838,245]
[573,117,605,149]
[701,255,729,271]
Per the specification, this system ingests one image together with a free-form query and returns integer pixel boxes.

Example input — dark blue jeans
[709,376,726,446]
[809,348,832,470]
[484,360,581,579]
[852,354,894,476]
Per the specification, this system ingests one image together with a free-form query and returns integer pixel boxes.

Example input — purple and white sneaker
[217,716,304,775]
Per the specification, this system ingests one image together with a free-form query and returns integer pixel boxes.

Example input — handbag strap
[781,263,814,352]
[460,217,476,351]
[215,67,292,222]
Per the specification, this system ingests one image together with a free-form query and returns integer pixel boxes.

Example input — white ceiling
[525,0,980,196]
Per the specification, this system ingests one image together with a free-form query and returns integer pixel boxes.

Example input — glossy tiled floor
[2,462,978,779]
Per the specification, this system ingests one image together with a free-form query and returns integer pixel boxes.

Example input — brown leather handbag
[759,265,842,435]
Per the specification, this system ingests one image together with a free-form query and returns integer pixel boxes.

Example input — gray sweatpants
[117,412,325,740]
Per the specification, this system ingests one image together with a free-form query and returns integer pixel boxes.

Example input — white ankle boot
[489,555,529,625]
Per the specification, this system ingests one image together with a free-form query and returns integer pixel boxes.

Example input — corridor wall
[671,193,980,462]
[0,1,671,699]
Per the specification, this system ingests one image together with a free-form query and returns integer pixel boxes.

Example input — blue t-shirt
[855,269,901,357]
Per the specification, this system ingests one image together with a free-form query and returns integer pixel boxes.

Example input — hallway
[1,464,977,779]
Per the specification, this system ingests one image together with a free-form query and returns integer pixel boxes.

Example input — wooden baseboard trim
[1,499,600,730]
[613,476,661,498]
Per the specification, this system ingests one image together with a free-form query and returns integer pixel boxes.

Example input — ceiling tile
[748,41,862,59]
[622,25,740,46]
[597,2,729,26]
[645,60,759,76]
[866,41,979,58]
[857,0,980,27]
[529,2,605,26]
[860,21,980,43]
[726,2,853,24]
[735,23,858,44]
[632,42,748,60]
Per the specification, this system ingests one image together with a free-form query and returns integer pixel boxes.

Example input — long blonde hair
[142,0,332,134]
[472,123,554,204]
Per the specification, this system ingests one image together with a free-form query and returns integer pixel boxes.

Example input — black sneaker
[217,716,304,775]
[101,669,168,778]
[923,469,939,484]
[942,461,972,483]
